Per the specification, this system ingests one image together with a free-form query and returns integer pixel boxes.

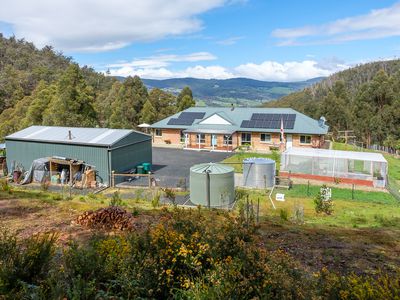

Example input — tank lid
[243,157,275,164]
[190,163,234,174]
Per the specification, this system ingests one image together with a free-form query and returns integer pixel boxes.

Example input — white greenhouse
[280,147,388,187]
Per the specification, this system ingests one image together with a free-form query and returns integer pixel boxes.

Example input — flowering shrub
[0,209,399,299]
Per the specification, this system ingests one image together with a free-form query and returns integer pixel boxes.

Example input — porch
[182,129,238,152]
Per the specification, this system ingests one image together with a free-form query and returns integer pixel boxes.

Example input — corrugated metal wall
[5,131,152,186]
[5,140,110,184]
[110,139,152,183]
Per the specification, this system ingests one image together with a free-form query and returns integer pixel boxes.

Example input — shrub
[164,188,176,206]
[151,191,161,208]
[0,230,57,296]
[0,178,12,194]
[279,208,289,221]
[314,185,334,215]
[109,191,122,207]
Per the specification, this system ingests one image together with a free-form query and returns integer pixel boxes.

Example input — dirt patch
[259,221,400,275]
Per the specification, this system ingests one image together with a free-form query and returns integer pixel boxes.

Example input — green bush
[0,210,399,299]
[279,208,289,221]
[0,178,12,194]
[109,191,122,207]
[314,185,334,215]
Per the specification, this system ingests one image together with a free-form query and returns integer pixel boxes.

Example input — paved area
[152,147,234,187]
[118,147,233,188]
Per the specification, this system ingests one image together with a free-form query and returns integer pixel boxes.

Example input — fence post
[307,181,310,196]
[246,195,249,227]
[352,184,355,200]
[111,170,115,188]
[257,197,260,224]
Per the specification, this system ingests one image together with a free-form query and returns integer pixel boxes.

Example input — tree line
[265,60,400,150]
[0,35,194,139]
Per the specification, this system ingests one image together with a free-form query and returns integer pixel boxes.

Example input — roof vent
[66,130,75,140]
[318,116,327,127]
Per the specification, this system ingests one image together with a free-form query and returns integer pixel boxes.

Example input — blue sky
[1,0,400,81]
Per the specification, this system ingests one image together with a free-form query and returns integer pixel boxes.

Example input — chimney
[68,130,72,140]
[318,116,327,127]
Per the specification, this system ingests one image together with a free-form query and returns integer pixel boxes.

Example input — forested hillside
[0,35,194,140]
[265,60,400,148]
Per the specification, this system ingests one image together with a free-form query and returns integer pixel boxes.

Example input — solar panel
[242,113,297,129]
[179,112,205,120]
[167,118,194,126]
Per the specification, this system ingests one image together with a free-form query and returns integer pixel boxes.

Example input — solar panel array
[240,113,296,129]
[167,112,206,126]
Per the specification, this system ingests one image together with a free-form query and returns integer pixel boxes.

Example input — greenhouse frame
[280,147,387,187]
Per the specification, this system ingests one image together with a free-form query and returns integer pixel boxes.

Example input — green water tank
[190,163,235,208]
[142,162,152,172]
[137,165,144,174]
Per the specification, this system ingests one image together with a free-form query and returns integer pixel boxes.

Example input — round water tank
[190,163,235,208]
[242,158,276,188]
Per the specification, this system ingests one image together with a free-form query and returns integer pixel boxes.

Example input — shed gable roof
[6,126,150,147]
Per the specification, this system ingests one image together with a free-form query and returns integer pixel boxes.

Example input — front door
[286,134,293,148]
[211,134,217,149]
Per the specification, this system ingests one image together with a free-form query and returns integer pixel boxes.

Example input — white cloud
[107,57,348,81]
[272,2,400,45]
[216,36,244,45]
[108,52,217,69]
[0,0,227,52]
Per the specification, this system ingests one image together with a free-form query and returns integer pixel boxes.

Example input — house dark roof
[150,107,328,135]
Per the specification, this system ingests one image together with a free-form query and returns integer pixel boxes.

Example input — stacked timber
[76,206,136,231]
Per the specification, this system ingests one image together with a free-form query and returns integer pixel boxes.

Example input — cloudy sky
[1,0,400,81]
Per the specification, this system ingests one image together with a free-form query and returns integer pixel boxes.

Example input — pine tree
[108,76,149,128]
[139,99,157,124]
[42,64,97,127]
[176,86,195,111]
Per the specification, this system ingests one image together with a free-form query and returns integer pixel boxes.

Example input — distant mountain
[115,76,324,106]
[264,59,400,146]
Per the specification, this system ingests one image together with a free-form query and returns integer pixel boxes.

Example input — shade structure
[280,147,388,187]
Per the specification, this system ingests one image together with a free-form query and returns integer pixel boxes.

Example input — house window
[180,131,185,143]
[300,135,312,144]
[241,133,251,145]
[197,133,206,144]
[223,135,232,145]
[155,129,162,137]
[260,133,271,143]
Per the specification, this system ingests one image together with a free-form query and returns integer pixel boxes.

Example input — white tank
[242,158,276,188]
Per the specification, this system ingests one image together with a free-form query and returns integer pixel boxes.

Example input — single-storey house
[150,107,328,152]
[5,126,152,186]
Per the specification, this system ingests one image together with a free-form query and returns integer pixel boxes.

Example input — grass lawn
[221,151,280,172]
[237,184,400,228]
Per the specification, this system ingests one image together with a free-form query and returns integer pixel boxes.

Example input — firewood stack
[76,206,136,231]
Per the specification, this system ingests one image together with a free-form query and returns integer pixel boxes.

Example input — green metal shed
[5,126,152,186]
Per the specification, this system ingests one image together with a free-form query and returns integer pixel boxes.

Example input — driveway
[151,147,234,188]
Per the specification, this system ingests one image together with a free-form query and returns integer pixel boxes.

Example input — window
[241,133,251,145]
[223,135,232,145]
[155,129,162,137]
[300,135,312,144]
[197,133,205,144]
[180,131,185,143]
[260,133,271,143]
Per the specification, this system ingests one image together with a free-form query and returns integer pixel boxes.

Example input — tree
[139,99,157,124]
[148,88,177,120]
[22,81,56,127]
[108,76,148,129]
[42,64,97,127]
[176,87,195,111]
